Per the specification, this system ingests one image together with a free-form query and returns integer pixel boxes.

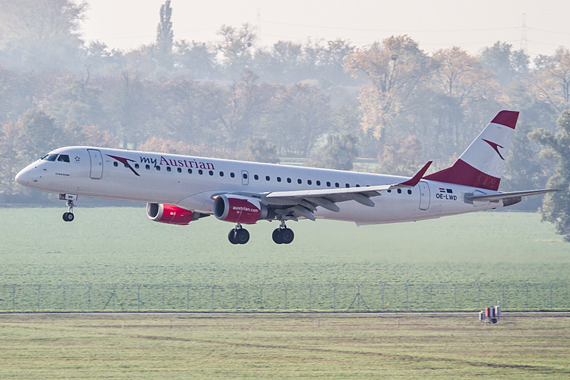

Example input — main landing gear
[228,224,250,245]
[60,194,77,222]
[272,221,294,245]
[227,221,295,245]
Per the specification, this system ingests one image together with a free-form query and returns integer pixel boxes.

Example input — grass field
[1,313,569,379]
[0,207,569,311]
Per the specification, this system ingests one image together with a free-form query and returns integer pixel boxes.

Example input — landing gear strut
[228,224,250,245]
[272,220,294,244]
[62,198,75,222]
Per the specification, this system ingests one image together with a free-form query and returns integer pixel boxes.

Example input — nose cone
[15,165,38,187]
[15,168,29,186]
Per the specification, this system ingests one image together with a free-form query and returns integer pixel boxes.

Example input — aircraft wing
[233,161,432,221]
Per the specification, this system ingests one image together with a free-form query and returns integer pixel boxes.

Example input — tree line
[1,0,570,239]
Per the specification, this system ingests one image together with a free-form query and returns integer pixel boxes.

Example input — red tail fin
[423,110,519,190]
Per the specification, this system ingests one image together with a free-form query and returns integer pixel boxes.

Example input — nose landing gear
[228,224,250,244]
[59,194,77,222]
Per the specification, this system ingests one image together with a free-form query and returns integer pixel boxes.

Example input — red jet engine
[213,195,271,224]
[146,203,195,225]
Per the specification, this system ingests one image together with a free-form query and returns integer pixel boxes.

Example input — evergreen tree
[479,41,529,87]
[17,109,62,160]
[0,0,87,72]
[246,137,280,164]
[311,133,358,170]
[529,111,570,241]
[156,0,174,67]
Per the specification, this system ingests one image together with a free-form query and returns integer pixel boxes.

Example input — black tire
[281,228,294,244]
[228,229,238,244]
[235,228,250,244]
[63,212,74,222]
[272,228,283,244]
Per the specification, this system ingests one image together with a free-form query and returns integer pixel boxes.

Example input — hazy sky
[82,0,570,57]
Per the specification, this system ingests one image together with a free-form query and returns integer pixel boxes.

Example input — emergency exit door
[419,181,430,210]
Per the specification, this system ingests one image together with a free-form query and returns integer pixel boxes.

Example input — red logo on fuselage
[107,155,140,176]
[109,154,217,176]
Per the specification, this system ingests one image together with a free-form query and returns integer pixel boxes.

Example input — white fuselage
[15,146,504,225]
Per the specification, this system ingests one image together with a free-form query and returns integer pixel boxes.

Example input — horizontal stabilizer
[465,189,560,202]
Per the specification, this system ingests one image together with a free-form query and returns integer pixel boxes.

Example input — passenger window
[307,180,312,185]
[254,174,259,180]
[326,181,331,187]
[220,172,224,177]
[146,164,150,170]
[167,167,172,172]
[356,184,360,187]
[335,182,340,188]
[209,170,214,176]
[287,178,292,183]
[316,180,321,186]
[408,189,412,195]
[177,167,182,173]
[230,172,235,178]
[397,189,402,194]
[243,173,248,179]
[188,169,192,174]
[198,169,203,175]
[266,175,270,181]
[277,177,282,182]
[135,164,140,169]
[387,189,391,193]
[345,183,350,188]
[297,179,302,184]
[156,166,161,171]
[57,154,70,163]
[113,162,118,167]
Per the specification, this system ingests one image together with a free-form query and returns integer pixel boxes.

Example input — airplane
[15,110,557,245]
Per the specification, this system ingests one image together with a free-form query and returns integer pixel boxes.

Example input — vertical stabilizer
[424,110,519,190]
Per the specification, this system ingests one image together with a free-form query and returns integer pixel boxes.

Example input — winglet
[398,161,432,187]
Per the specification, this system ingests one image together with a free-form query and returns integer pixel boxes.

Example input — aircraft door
[241,170,249,185]
[419,181,430,210]
[88,149,103,179]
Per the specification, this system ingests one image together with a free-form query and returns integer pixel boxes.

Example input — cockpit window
[57,154,70,163]
[41,154,58,161]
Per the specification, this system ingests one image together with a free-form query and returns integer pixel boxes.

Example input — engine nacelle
[213,195,271,224]
[146,203,195,225]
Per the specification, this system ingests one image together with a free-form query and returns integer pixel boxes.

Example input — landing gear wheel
[235,228,250,244]
[61,197,76,222]
[272,228,283,244]
[280,228,294,244]
[228,229,239,244]
[62,212,74,222]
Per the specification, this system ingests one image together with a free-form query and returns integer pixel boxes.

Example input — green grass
[0,207,569,311]
[0,313,569,379]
